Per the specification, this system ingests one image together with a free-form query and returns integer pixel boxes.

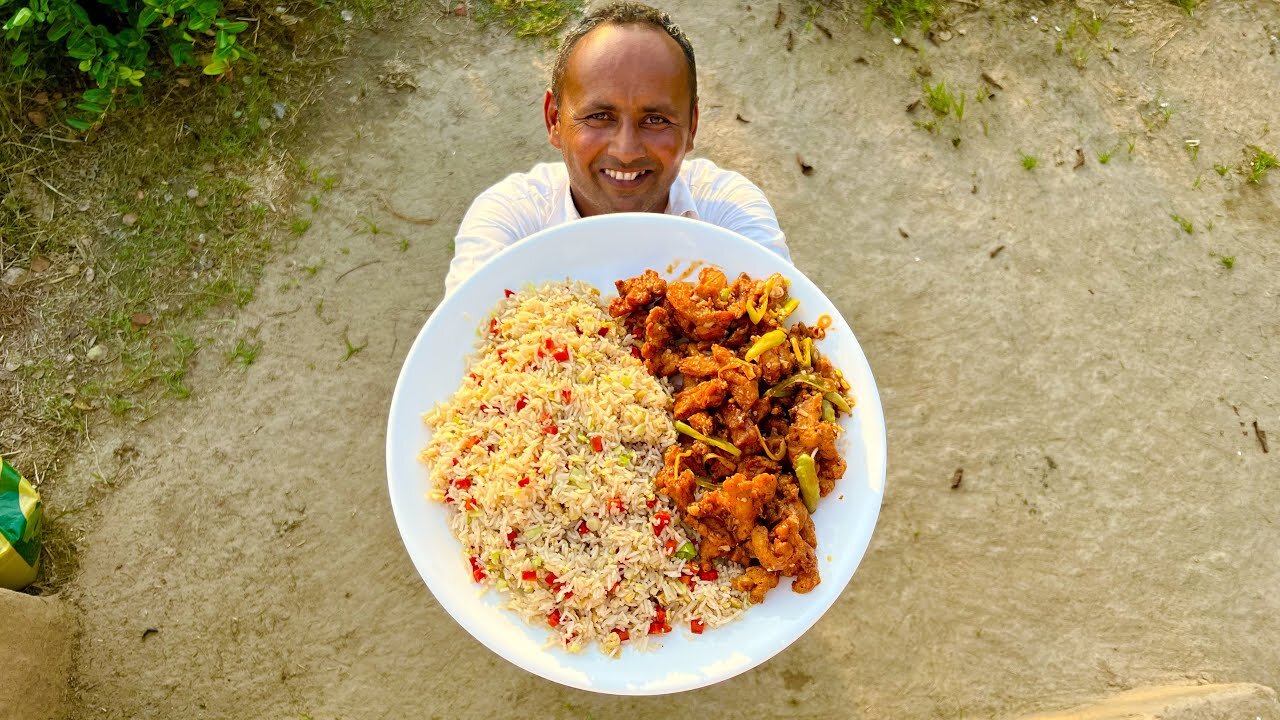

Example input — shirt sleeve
[688,164,793,263]
[444,172,551,296]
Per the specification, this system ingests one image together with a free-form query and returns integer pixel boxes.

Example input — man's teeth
[605,169,643,181]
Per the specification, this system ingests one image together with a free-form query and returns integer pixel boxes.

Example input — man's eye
[644,116,670,125]
[588,113,611,121]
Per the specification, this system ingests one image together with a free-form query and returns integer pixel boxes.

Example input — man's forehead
[561,23,692,107]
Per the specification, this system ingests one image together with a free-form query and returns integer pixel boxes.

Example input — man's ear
[686,102,699,153]
[544,89,562,150]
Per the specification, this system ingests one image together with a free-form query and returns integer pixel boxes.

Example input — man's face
[544,23,698,217]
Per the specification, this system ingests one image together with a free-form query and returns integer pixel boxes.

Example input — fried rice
[420,281,747,655]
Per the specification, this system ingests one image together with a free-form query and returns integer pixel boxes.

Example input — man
[444,2,792,295]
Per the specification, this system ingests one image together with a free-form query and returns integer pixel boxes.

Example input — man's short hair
[550,2,698,112]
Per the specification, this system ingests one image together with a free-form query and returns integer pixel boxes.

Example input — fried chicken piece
[641,306,682,377]
[785,393,840,487]
[655,445,698,512]
[721,400,762,455]
[673,378,728,419]
[732,566,781,604]
[666,282,738,342]
[749,512,820,594]
[686,411,714,437]
[711,344,760,409]
[678,354,721,378]
[685,440,737,478]
[646,349,682,378]
[693,267,728,301]
[687,473,777,560]
[642,306,674,352]
[738,455,782,485]
[757,341,796,385]
[610,269,666,317]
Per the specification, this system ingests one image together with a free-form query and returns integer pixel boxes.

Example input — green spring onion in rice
[420,281,747,656]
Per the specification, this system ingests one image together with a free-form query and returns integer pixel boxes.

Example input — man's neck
[570,188,668,218]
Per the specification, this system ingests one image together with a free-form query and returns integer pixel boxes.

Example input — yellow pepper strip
[672,448,692,480]
[790,335,812,368]
[745,329,788,362]
[777,297,800,322]
[795,453,820,513]
[762,436,787,461]
[824,391,852,414]
[674,420,742,457]
[746,277,777,323]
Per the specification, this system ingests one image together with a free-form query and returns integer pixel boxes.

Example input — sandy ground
[45,1,1280,717]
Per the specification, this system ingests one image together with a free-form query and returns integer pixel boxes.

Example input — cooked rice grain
[421,281,747,655]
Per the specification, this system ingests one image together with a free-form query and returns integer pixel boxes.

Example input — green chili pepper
[694,476,719,491]
[824,391,852,414]
[795,453,819,514]
[777,297,800,321]
[745,329,788,362]
[763,372,836,398]
[674,420,742,457]
[821,398,835,423]
[675,542,697,559]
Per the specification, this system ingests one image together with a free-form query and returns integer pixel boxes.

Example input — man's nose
[609,119,645,164]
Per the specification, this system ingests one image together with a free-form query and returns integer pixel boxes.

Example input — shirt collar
[558,171,700,223]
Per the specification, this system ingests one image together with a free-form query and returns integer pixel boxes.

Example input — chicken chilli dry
[609,268,853,602]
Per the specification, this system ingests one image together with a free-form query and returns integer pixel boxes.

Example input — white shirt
[444,158,792,294]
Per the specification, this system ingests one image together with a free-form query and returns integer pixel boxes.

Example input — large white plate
[386,213,886,695]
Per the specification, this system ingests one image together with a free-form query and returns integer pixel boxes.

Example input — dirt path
[54,1,1280,717]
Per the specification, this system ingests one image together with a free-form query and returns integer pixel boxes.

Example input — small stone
[5,362,19,373]
[27,111,47,128]
[29,255,51,273]
[187,188,199,199]
[122,213,138,227]
[34,91,49,105]
[340,9,353,21]
[83,267,95,282]
[2,267,27,286]
[195,197,209,208]
[936,30,952,41]
[130,313,153,328]
[273,102,287,119]
[65,354,75,363]
[453,2,467,15]
[78,200,91,212]
[87,345,106,361]
[176,78,192,88]
[258,117,271,131]
[136,190,145,201]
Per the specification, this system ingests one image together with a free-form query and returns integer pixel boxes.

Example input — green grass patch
[1019,151,1039,171]
[1171,213,1193,234]
[860,0,940,35]
[1246,146,1278,184]
[225,337,262,367]
[471,0,585,39]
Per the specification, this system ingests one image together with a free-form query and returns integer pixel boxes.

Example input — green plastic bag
[1,456,42,590]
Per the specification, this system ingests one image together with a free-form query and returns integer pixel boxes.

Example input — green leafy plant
[1246,146,1277,184]
[1019,151,1038,171]
[1,0,253,129]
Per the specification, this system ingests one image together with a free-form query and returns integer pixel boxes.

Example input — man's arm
[687,162,793,262]
[444,170,555,295]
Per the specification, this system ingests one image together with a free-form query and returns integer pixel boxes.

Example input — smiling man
[444,2,792,294]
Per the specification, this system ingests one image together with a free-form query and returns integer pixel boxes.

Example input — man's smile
[600,168,652,188]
